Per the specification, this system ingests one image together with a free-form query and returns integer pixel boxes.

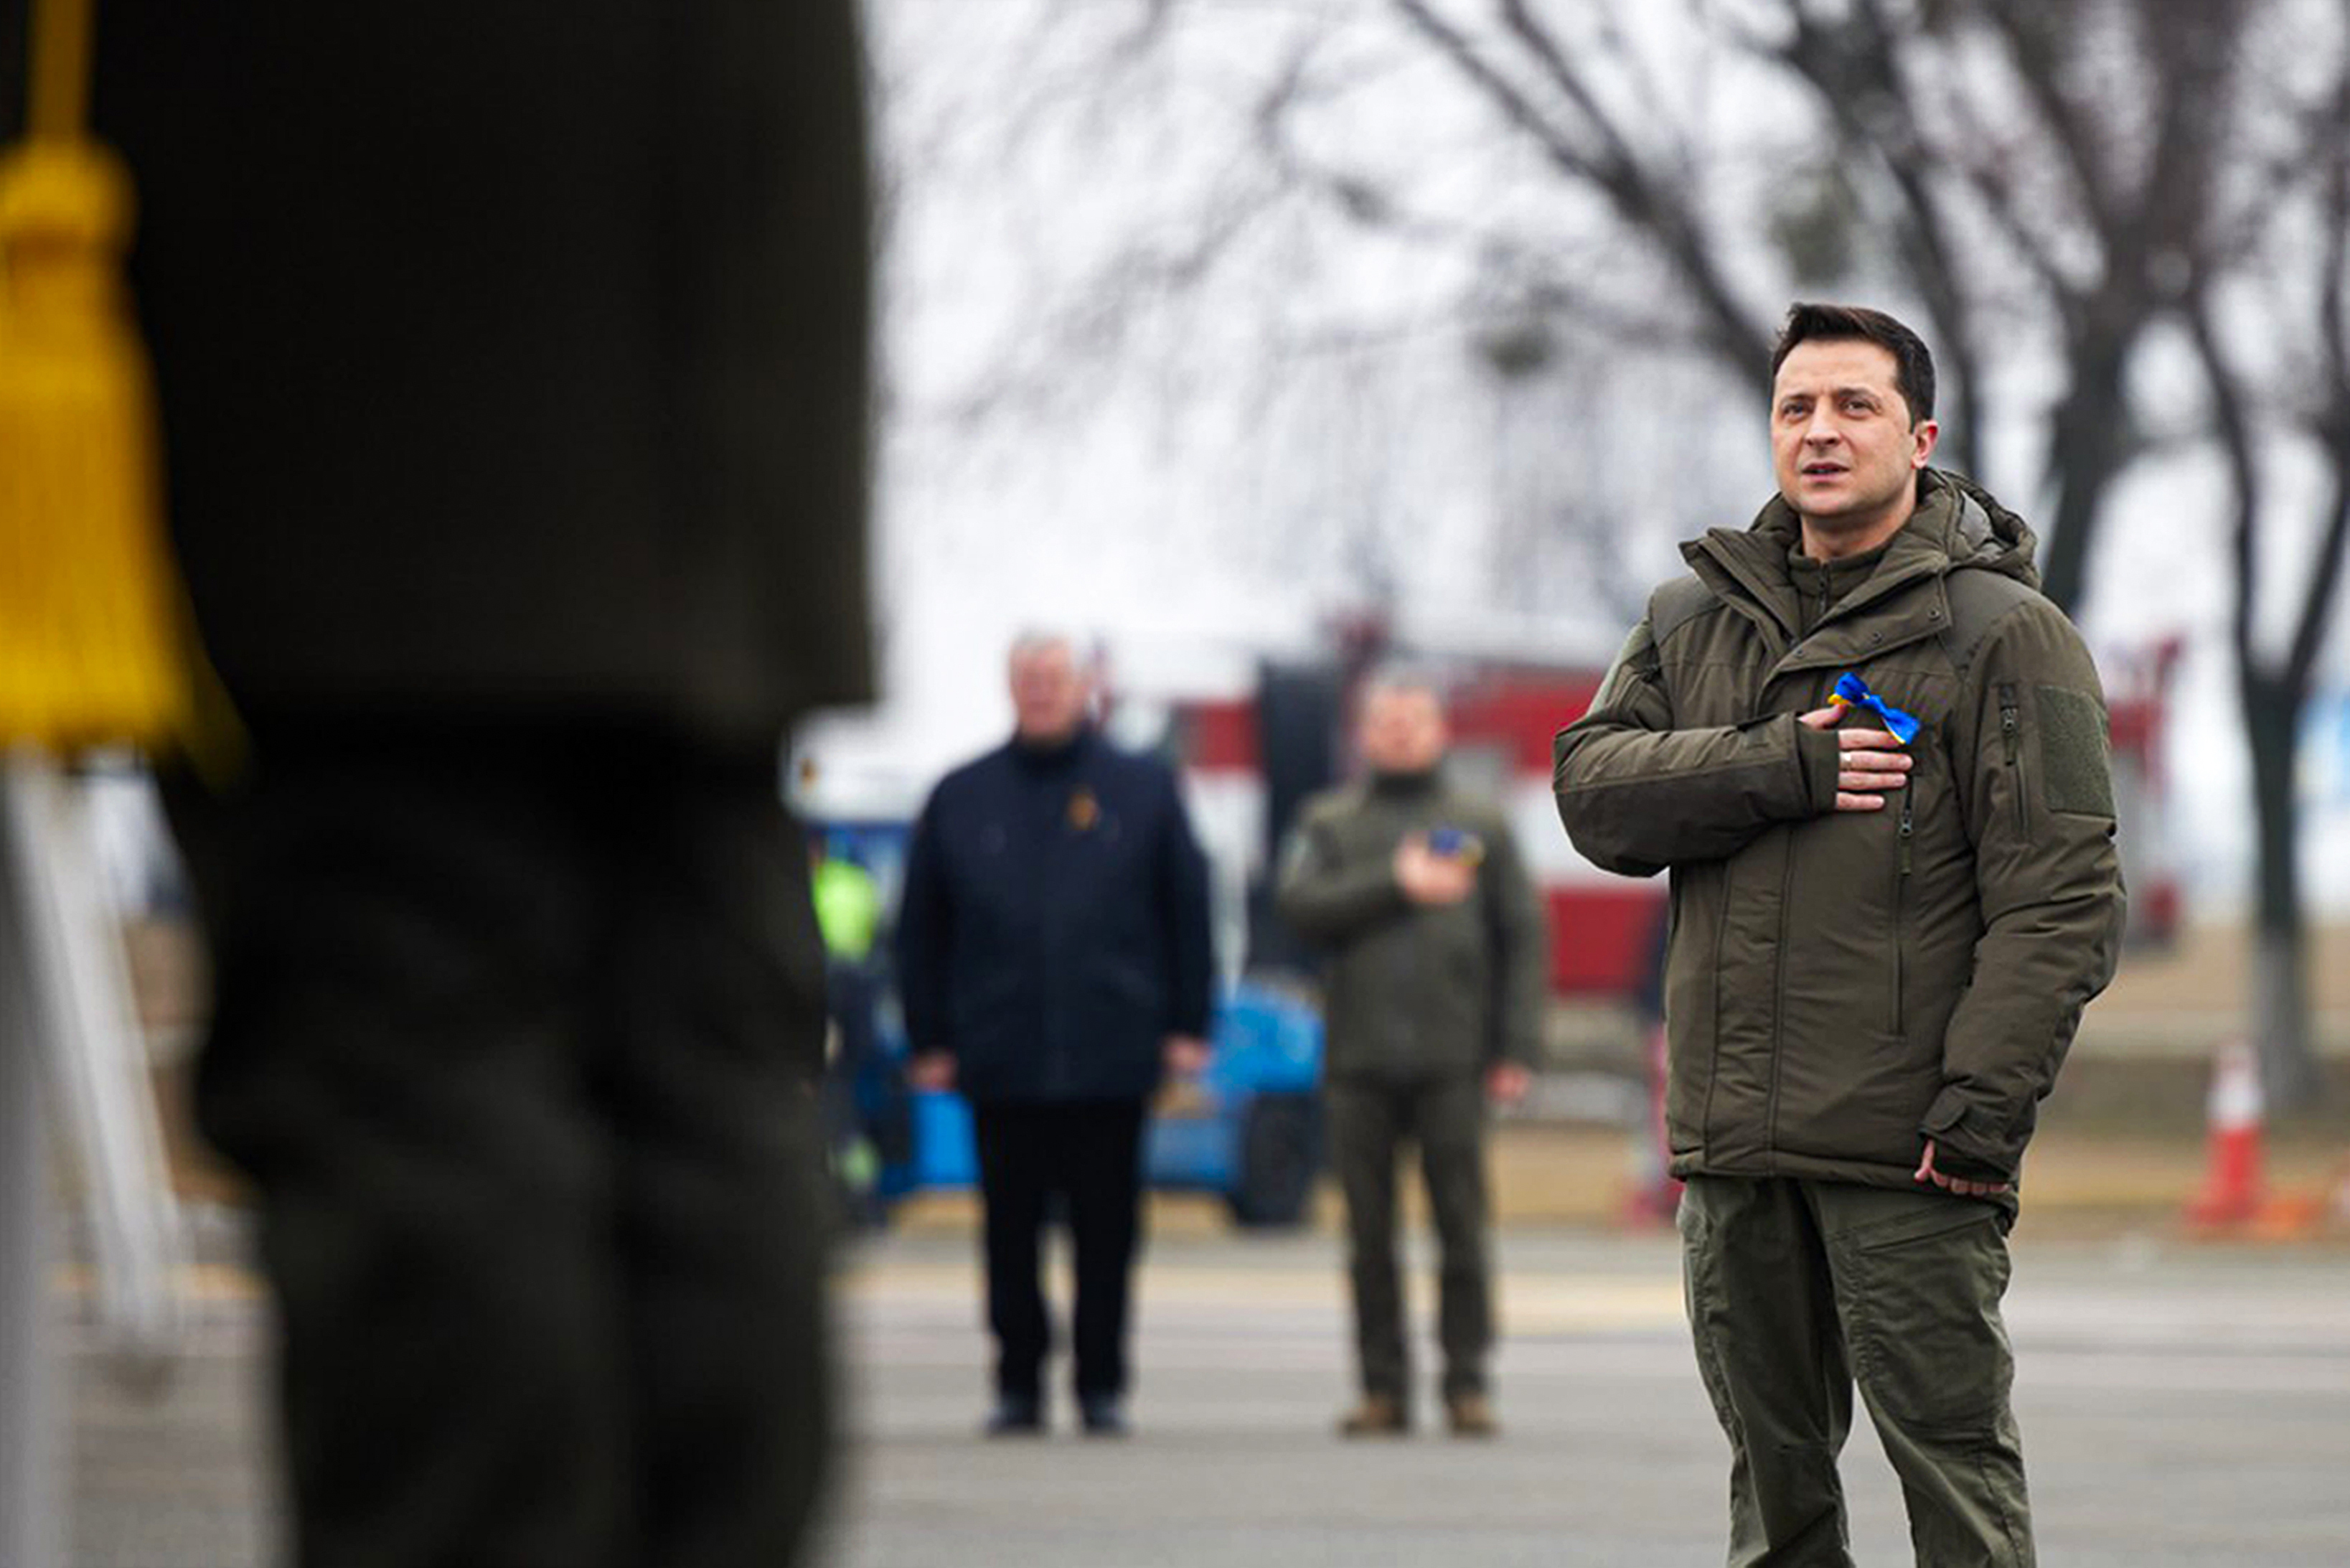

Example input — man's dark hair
[1770,302,1936,426]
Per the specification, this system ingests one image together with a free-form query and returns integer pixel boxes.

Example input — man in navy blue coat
[896,633,1215,1437]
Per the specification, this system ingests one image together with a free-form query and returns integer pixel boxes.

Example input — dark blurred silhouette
[4,4,873,1563]
[895,634,1215,1439]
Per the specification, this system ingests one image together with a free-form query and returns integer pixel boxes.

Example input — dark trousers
[1325,1074,1492,1403]
[1679,1175,2032,1568]
[166,726,833,1568]
[969,1099,1146,1402]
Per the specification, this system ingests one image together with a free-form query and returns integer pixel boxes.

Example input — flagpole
[0,766,64,1568]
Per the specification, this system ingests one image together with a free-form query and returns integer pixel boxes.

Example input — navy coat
[896,730,1214,1104]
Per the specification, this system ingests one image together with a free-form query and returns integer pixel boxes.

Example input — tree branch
[1752,0,1985,467]
[2288,63,2350,693]
[1496,0,1641,177]
[2184,283,2260,674]
[1937,89,2087,309]
[1975,0,2116,235]
[1386,0,1603,181]
[1388,0,1769,393]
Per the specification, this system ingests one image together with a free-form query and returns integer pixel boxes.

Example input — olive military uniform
[1556,470,2125,1565]
[1277,769,1547,1413]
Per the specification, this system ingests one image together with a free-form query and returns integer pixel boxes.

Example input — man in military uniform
[1277,672,1548,1438]
[1555,303,2125,1565]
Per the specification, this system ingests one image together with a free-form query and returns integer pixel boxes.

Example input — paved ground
[58,1210,2350,1567]
[67,1284,281,1568]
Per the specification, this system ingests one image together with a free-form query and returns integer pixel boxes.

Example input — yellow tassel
[0,137,197,755]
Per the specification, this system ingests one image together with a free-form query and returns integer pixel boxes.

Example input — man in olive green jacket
[1278,674,1548,1438]
[1555,304,2124,1567]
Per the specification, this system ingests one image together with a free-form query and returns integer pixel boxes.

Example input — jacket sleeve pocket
[1929,604,2127,1175]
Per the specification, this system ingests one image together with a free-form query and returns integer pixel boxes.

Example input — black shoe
[984,1394,1044,1437]
[1078,1394,1128,1437]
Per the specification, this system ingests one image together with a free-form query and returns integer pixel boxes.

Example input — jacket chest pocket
[1882,720,1962,1037]
[1995,682,2032,845]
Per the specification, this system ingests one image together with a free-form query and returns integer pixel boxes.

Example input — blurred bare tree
[1746,0,2257,609]
[874,0,2350,1105]
[1743,0,2346,1104]
[2179,16,2350,1108]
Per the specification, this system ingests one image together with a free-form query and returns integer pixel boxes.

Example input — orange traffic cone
[2185,1038,2265,1229]
[2253,1155,2350,1243]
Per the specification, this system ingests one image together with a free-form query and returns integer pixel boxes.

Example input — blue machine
[879,982,1326,1227]
[812,814,1327,1227]
[1137,982,1325,1224]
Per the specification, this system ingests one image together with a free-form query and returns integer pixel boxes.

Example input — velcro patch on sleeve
[1593,622,1659,710]
[2034,685,2115,817]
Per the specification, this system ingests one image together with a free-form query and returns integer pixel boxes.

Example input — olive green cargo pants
[1326,1074,1491,1406]
[1678,1175,2031,1568]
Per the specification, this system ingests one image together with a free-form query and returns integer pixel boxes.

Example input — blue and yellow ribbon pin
[1828,672,1921,746]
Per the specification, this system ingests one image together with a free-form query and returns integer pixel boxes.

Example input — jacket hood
[1685,468,2040,634]
[1911,469,2041,590]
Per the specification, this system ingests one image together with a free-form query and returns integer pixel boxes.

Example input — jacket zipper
[1892,795,1912,1037]
[1766,830,1795,1162]
[1998,682,2027,838]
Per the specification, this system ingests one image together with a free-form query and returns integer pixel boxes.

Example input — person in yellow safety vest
[812,836,888,1220]
[812,840,883,964]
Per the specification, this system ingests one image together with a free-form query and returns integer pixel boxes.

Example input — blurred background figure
[893,632,1214,1437]
[14,3,876,1564]
[1276,671,1547,1439]
[812,829,891,1228]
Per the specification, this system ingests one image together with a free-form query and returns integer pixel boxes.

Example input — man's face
[1358,686,1448,775]
[1008,642,1090,743]
[1771,338,1937,542]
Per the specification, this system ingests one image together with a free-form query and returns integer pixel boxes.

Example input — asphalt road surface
[64,1218,2350,1567]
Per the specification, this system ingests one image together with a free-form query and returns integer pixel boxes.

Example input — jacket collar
[1681,470,2003,672]
[1007,723,1099,772]
[1368,765,1444,801]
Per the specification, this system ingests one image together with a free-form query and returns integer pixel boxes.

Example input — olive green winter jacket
[1277,771,1549,1083]
[1554,470,2125,1192]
